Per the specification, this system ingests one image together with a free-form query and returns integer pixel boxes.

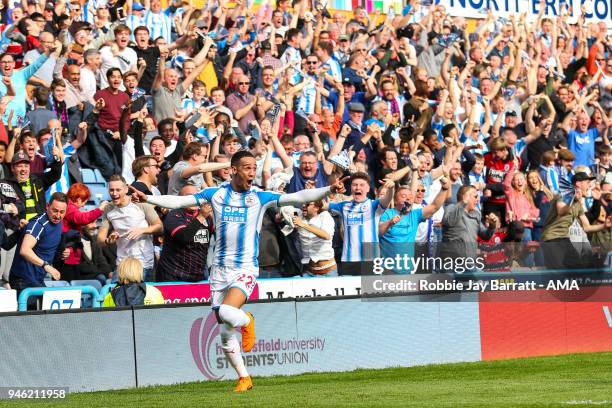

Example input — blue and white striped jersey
[329,199,385,262]
[295,76,317,115]
[126,14,146,40]
[193,184,281,271]
[144,11,173,43]
[280,46,302,85]
[46,144,75,200]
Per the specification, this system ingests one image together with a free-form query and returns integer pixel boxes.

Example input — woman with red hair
[61,183,109,281]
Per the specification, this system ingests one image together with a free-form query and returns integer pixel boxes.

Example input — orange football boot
[241,312,255,352]
[234,376,253,392]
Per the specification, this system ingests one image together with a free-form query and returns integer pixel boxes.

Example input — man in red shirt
[93,67,129,132]
[483,137,519,224]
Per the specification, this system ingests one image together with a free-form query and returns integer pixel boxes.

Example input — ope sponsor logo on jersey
[221,206,247,223]
[189,313,326,380]
[346,212,364,226]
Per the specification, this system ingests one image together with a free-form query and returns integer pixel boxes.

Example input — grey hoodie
[439,202,495,263]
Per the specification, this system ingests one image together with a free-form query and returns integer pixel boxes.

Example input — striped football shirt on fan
[144,11,173,43]
[329,199,384,262]
[46,144,76,200]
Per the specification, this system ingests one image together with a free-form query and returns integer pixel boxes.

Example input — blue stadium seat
[71,280,103,308]
[81,168,97,185]
[44,280,71,288]
[80,168,110,204]
[71,280,103,292]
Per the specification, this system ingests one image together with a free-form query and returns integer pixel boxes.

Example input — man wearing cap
[344,101,366,139]
[334,34,351,66]
[5,150,62,224]
[42,2,58,35]
[345,102,385,179]
[328,77,370,122]
[63,21,92,63]
[541,171,612,269]
[258,41,281,72]
[341,53,368,93]
[500,110,527,139]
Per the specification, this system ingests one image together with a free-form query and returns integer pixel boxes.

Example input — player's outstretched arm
[278,187,331,207]
[130,187,199,209]
[147,194,199,209]
[278,177,348,207]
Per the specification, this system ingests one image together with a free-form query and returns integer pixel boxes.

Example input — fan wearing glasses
[131,155,162,196]
[294,56,321,120]
[225,74,266,134]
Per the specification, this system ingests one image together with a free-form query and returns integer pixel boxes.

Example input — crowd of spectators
[0,0,611,291]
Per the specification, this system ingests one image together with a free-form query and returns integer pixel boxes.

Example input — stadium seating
[80,168,111,207]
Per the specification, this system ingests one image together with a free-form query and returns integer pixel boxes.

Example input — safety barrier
[2,288,611,392]
[0,295,481,391]
[17,286,103,311]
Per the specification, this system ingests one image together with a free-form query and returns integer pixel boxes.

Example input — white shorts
[209,265,258,308]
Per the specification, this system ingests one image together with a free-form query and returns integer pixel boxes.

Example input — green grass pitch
[6,352,612,407]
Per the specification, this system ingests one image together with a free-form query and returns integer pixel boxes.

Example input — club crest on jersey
[504,164,510,171]
[245,194,256,206]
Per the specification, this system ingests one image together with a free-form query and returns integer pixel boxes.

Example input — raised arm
[182,38,214,90]
[269,131,292,169]
[152,48,168,91]
[322,124,350,175]
[422,178,450,218]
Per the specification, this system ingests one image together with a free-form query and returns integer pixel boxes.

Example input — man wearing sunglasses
[294,55,320,123]
[226,74,266,134]
[130,155,162,196]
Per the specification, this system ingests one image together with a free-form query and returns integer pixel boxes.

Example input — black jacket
[3,160,62,219]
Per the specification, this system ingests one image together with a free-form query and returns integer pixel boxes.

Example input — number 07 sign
[42,290,82,311]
